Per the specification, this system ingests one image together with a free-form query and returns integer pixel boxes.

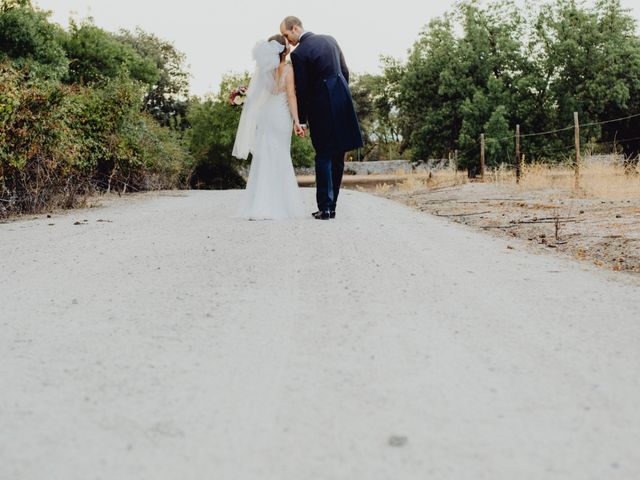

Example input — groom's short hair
[283,16,303,30]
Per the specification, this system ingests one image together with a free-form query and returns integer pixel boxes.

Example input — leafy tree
[63,18,159,86]
[398,14,463,161]
[186,72,315,189]
[350,73,376,152]
[186,95,244,189]
[0,2,68,80]
[291,132,315,168]
[0,2,196,216]
[1,64,192,216]
[536,0,640,157]
[350,69,406,160]
[116,28,190,129]
[484,105,511,166]
[386,0,640,171]
[1,0,32,8]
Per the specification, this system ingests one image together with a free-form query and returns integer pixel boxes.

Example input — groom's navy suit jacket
[290,33,363,154]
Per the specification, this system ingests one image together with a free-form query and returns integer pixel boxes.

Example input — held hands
[294,121,306,138]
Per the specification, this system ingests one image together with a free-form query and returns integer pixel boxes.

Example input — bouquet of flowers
[229,85,248,107]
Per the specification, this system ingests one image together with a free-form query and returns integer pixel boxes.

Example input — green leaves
[184,93,243,189]
[116,28,190,129]
[484,105,511,166]
[291,134,315,168]
[183,71,317,189]
[0,3,194,216]
[0,65,192,215]
[388,0,640,167]
[63,20,160,86]
[0,4,69,81]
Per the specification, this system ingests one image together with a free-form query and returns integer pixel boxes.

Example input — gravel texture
[1,188,639,479]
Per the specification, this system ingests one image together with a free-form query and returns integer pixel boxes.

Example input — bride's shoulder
[279,62,293,80]
[284,62,294,76]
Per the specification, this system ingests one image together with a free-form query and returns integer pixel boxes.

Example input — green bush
[185,71,316,189]
[0,2,195,217]
[63,19,159,86]
[388,0,640,167]
[291,134,315,168]
[0,65,192,216]
[116,28,190,129]
[186,95,245,189]
[0,3,69,81]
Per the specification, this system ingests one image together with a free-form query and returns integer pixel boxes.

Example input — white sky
[34,0,640,96]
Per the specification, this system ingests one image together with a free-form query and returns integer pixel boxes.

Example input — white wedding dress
[233,41,304,221]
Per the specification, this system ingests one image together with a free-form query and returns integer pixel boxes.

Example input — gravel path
[1,189,639,480]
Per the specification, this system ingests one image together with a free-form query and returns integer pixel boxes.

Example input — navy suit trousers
[315,150,345,212]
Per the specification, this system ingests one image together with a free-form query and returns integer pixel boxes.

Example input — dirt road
[1,189,639,479]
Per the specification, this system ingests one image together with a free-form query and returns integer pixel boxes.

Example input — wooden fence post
[480,134,486,179]
[574,112,581,190]
[515,124,521,183]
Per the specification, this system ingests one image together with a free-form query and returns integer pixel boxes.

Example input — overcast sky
[34,0,640,96]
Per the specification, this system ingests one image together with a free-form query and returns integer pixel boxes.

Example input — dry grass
[371,161,640,200]
[376,159,640,274]
[383,167,469,193]
[514,162,640,199]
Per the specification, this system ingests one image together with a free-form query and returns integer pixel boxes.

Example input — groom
[280,16,363,220]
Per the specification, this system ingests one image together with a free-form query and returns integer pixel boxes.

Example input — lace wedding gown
[236,64,304,220]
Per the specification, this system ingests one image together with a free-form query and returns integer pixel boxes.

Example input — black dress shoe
[312,210,331,220]
[330,211,336,219]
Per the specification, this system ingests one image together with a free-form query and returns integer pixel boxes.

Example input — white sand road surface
[1,189,640,480]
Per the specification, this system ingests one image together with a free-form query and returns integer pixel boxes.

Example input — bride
[232,35,305,220]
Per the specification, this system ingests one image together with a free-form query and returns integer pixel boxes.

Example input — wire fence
[449,110,640,186]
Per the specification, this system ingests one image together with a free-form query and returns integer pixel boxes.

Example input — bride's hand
[294,121,305,137]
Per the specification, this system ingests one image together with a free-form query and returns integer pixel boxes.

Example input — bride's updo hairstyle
[268,34,287,63]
